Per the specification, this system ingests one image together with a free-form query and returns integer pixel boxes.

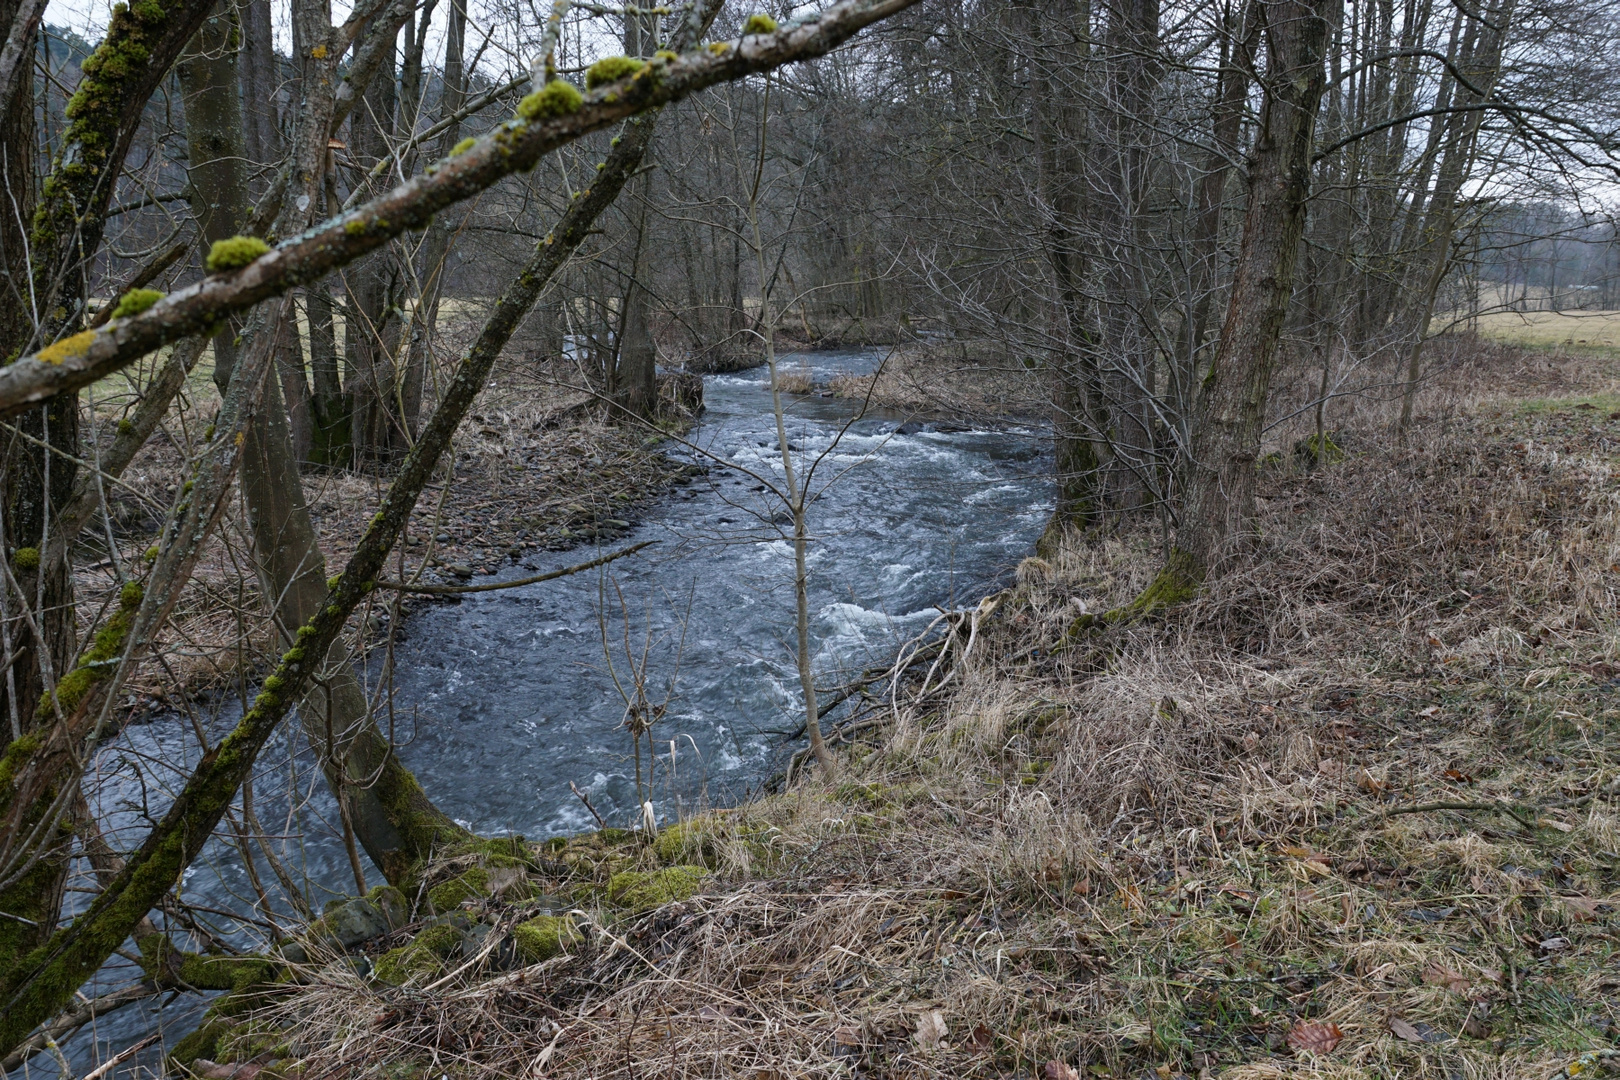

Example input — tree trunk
[1029,0,1102,548]
[611,11,660,420]
[400,0,465,438]
[1137,0,1337,606]
[238,0,279,178]
[177,1,250,396]
[1088,0,1162,518]
[346,23,405,470]
[306,282,350,466]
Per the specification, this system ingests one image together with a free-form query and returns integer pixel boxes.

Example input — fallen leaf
[1421,963,1470,994]
[1475,966,1502,984]
[1442,768,1474,783]
[966,1024,993,1051]
[1418,704,1441,717]
[1540,936,1570,951]
[1563,897,1604,922]
[1463,1014,1491,1039]
[1287,1020,1343,1055]
[698,1005,736,1021]
[1359,769,1391,794]
[914,1011,947,1052]
[1042,1061,1080,1080]
[1391,1017,1447,1043]
[1218,883,1256,901]
[1389,1017,1424,1043]
[1072,875,1091,897]
[1538,817,1576,833]
[1223,930,1242,955]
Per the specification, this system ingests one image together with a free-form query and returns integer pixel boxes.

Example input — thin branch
[377,540,657,593]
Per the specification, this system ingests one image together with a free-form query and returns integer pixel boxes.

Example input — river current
[50,348,1050,1071]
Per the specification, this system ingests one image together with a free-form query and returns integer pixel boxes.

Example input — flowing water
[51,348,1050,1071]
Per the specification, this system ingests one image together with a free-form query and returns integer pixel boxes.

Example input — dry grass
[827,342,1045,422]
[774,361,817,395]
[1470,309,1620,351]
[187,344,1620,1079]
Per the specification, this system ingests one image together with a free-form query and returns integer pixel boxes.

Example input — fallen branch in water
[377,540,657,595]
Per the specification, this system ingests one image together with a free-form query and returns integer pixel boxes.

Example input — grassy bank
[169,352,1620,1080]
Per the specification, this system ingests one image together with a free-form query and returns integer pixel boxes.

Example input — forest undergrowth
[177,349,1620,1080]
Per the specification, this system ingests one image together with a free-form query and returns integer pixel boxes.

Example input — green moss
[0,731,42,794]
[653,820,717,866]
[513,915,581,961]
[168,1017,232,1069]
[743,13,778,33]
[1293,431,1345,467]
[450,136,477,156]
[606,865,708,912]
[35,330,97,365]
[117,418,135,435]
[585,55,646,89]
[371,924,463,985]
[1069,548,1201,640]
[654,49,678,61]
[217,1021,292,1062]
[517,80,583,121]
[110,287,163,318]
[444,835,537,869]
[344,218,366,236]
[427,867,490,911]
[11,547,39,571]
[143,545,159,562]
[205,235,271,272]
[37,577,143,717]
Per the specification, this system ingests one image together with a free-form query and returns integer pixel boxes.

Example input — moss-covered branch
[0,0,922,414]
[23,0,218,339]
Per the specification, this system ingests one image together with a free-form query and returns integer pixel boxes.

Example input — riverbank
[779,341,1045,423]
[159,345,1620,1079]
[76,363,701,706]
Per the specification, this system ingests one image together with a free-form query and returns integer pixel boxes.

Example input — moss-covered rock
[427,867,490,912]
[306,886,407,949]
[513,914,582,961]
[372,923,465,985]
[606,865,709,912]
[1293,431,1345,467]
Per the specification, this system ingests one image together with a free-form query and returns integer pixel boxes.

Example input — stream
[53,347,1051,1071]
